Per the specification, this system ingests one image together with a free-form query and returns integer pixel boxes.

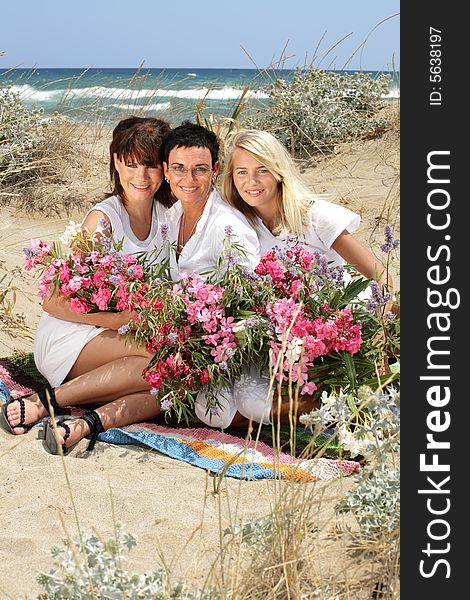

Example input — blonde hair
[221,129,318,235]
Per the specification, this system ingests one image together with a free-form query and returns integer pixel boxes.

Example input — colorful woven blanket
[1,352,360,481]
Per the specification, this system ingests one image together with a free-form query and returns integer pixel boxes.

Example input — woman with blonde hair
[215,128,395,428]
[222,128,392,288]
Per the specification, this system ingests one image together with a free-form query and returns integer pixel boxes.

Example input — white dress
[34,196,168,387]
[256,198,360,266]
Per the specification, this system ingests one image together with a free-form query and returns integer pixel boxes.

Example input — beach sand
[0,103,399,598]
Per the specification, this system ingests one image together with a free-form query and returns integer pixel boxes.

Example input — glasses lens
[170,166,212,178]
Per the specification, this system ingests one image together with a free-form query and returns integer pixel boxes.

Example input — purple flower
[150,387,159,396]
[244,319,257,328]
[23,247,40,258]
[167,332,178,344]
[101,236,112,252]
[224,225,234,237]
[161,223,168,240]
[161,398,173,411]
[219,361,228,370]
[380,225,400,253]
[98,217,111,232]
[366,281,392,314]
[118,324,130,335]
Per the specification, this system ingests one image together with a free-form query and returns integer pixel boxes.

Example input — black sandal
[0,381,31,435]
[0,382,70,435]
[44,410,104,455]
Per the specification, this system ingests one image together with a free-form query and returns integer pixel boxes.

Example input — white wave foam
[154,86,269,100]
[6,84,61,102]
[108,102,171,111]
[3,83,269,102]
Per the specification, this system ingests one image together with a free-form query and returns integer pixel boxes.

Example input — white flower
[59,220,82,245]
[338,424,376,456]
[286,337,303,365]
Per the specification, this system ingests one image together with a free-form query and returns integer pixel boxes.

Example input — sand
[0,103,399,599]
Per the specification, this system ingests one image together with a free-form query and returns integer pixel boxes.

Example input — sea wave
[107,102,172,112]
[5,83,270,102]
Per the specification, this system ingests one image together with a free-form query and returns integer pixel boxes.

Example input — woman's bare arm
[41,209,133,329]
[332,230,393,291]
[42,294,134,330]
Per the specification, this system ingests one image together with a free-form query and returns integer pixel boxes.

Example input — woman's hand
[107,310,138,331]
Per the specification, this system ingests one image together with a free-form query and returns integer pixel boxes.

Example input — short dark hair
[162,121,219,166]
[106,116,174,208]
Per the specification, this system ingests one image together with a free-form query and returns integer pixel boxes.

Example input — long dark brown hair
[105,116,174,208]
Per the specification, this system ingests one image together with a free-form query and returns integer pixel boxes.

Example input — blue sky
[1,1,399,71]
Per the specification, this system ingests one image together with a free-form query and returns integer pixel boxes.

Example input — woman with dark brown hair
[1,116,174,453]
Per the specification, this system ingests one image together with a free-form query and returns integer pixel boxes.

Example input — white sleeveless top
[84,195,167,254]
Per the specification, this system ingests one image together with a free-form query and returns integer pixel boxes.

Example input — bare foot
[7,394,48,435]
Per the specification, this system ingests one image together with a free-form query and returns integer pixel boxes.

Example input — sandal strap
[6,397,34,431]
[57,419,71,453]
[48,417,72,453]
[81,410,104,452]
[15,398,35,431]
[17,398,26,426]
[37,385,70,417]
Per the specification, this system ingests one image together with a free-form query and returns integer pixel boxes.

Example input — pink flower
[37,280,52,300]
[301,381,317,395]
[30,239,52,254]
[200,369,211,384]
[90,287,112,311]
[299,249,313,270]
[93,270,108,287]
[98,255,114,269]
[70,297,90,314]
[59,264,71,283]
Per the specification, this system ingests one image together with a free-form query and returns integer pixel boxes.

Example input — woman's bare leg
[6,330,154,433]
[50,391,162,450]
[66,329,153,379]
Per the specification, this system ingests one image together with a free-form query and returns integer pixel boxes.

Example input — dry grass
[1,119,110,216]
[0,271,35,341]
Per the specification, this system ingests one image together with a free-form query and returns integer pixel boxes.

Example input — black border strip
[401,5,464,595]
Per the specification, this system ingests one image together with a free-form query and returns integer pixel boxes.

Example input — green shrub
[0,87,51,187]
[246,68,392,156]
[35,523,217,599]
[336,466,400,538]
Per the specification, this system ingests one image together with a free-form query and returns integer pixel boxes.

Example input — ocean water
[0,67,399,126]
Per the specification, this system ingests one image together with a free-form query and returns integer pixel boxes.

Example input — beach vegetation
[245,68,391,156]
[36,523,216,599]
[0,85,100,215]
[0,87,51,188]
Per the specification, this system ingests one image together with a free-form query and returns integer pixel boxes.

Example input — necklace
[178,212,202,251]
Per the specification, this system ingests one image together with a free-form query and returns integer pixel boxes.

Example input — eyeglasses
[168,165,213,178]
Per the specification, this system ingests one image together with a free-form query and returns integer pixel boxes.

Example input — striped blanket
[1,353,360,481]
